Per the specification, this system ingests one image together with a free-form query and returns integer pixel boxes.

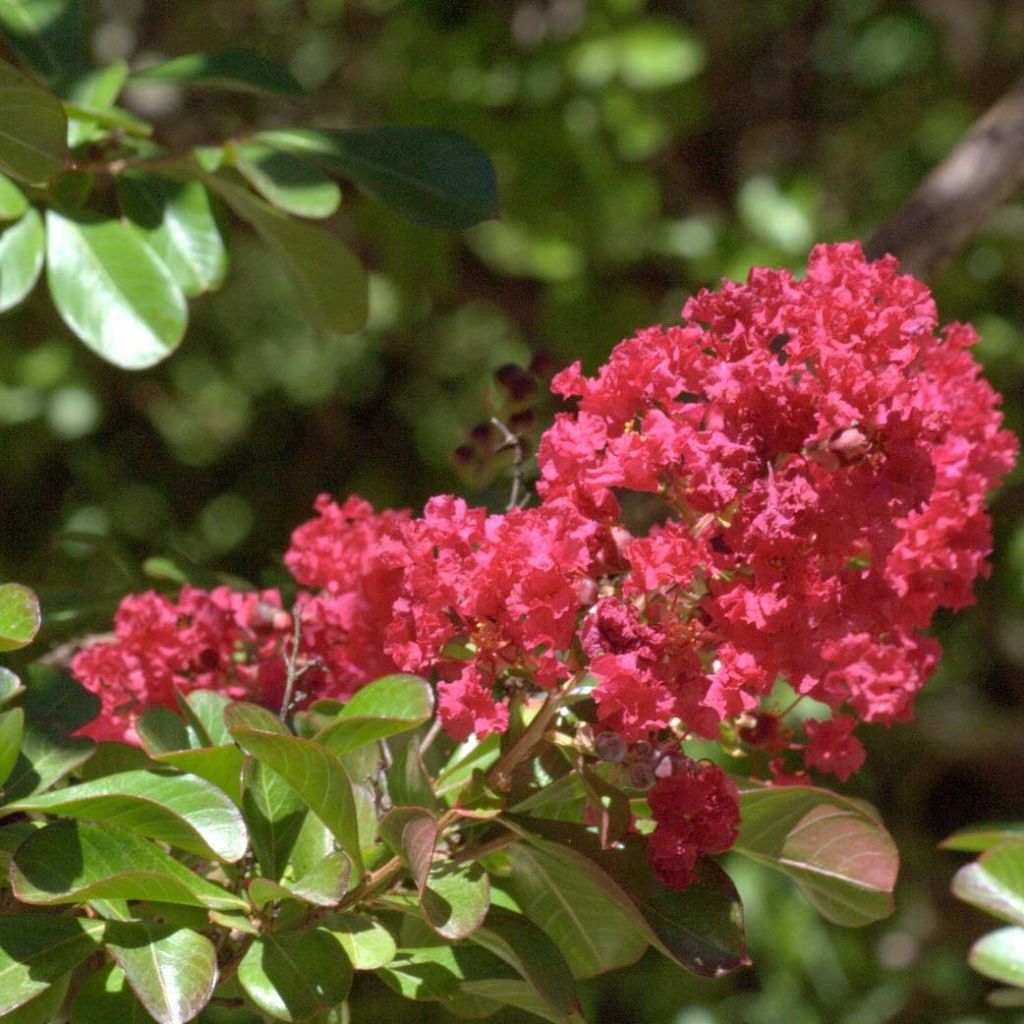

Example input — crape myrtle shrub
[72,242,1017,891]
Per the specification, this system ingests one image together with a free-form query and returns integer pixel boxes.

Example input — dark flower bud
[529,351,558,380]
[594,731,627,763]
[495,364,536,401]
[629,761,657,791]
[452,444,476,467]
[509,409,536,432]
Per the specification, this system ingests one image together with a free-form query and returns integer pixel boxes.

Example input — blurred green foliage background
[3,1,1024,1021]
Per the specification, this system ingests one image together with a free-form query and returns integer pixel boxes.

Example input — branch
[865,74,1024,278]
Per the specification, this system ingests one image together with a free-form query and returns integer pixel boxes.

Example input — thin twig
[418,718,443,757]
[279,604,322,721]
[490,417,527,512]
[866,73,1024,278]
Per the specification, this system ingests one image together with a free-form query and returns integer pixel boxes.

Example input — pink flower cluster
[71,243,1016,887]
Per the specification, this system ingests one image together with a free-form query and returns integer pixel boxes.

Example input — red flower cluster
[71,243,1016,888]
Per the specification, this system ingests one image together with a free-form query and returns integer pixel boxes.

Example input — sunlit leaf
[65,61,128,146]
[970,926,1024,988]
[0,582,41,651]
[3,971,70,1024]
[0,171,26,219]
[241,758,306,883]
[0,706,23,786]
[248,850,351,907]
[422,860,490,940]
[944,823,1024,854]
[233,142,341,219]
[953,841,1024,927]
[324,914,397,970]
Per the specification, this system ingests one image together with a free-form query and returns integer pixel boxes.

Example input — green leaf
[237,930,352,1023]
[249,850,351,907]
[0,820,42,873]
[1,727,95,802]
[153,745,245,806]
[105,921,217,1024]
[734,784,898,927]
[0,914,105,1016]
[132,50,305,98]
[241,758,307,883]
[10,820,249,910]
[224,699,290,735]
[315,674,435,757]
[184,689,235,746]
[502,833,648,978]
[468,905,582,1023]
[137,706,193,754]
[71,964,150,1023]
[970,926,1024,988]
[0,705,23,786]
[379,806,438,891]
[953,841,1024,927]
[944,823,1024,853]
[323,914,397,970]
[77,740,152,781]
[117,174,228,296]
[0,582,41,651]
[204,173,367,335]
[2,971,71,1024]
[376,942,517,1004]
[0,171,26,218]
[0,665,23,703]
[0,55,67,182]
[422,860,490,941]
[230,725,365,879]
[21,663,99,736]
[232,142,341,219]
[255,127,499,228]
[46,207,188,369]
[434,734,500,797]
[65,62,128,146]
[0,205,43,311]
[0,0,85,85]
[5,768,248,861]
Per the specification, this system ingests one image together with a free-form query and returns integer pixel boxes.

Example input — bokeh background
[3,1,1024,1021]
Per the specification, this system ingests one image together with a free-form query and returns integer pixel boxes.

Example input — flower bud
[594,731,627,763]
[629,761,657,791]
[829,426,870,465]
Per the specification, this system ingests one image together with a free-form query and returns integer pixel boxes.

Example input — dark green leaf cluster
[0,3,498,369]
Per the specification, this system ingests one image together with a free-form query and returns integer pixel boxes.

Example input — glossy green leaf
[422,860,490,940]
[734,785,898,927]
[66,61,128,146]
[324,914,397,970]
[0,665,23,704]
[0,171,26,219]
[387,734,439,810]
[376,942,517,1004]
[137,706,193,754]
[3,971,70,1024]
[0,206,43,311]
[230,725,365,879]
[78,741,153,781]
[0,582,41,651]
[224,699,289,735]
[6,768,248,861]
[132,50,304,98]
[458,979,578,1024]
[0,705,23,786]
[0,914,105,1016]
[434,733,500,797]
[46,207,188,368]
[11,820,248,910]
[71,964,150,1023]
[944,823,1024,853]
[379,806,438,891]
[233,142,340,219]
[184,689,235,745]
[970,926,1024,988]
[241,758,307,883]
[256,127,498,228]
[468,905,584,1021]
[249,850,351,907]
[154,745,245,806]
[118,174,228,296]
[0,820,42,873]
[315,674,435,757]
[21,662,100,735]
[953,841,1024,926]
[1,727,95,803]
[0,56,67,182]
[503,833,648,978]
[105,921,217,1024]
[0,0,85,85]
[205,172,367,334]
[238,930,352,1023]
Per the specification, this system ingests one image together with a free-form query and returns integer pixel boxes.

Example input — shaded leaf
[422,860,490,940]
[77,740,152,781]
[71,963,150,1023]
[0,206,45,312]
[1,727,95,803]
[238,930,352,1023]
[21,662,99,736]
[133,50,304,98]
[118,173,227,295]
[734,784,898,927]
[230,725,365,879]
[233,142,340,219]
[256,127,498,228]
[970,926,1024,988]
[0,582,40,651]
[0,0,85,85]
[315,674,434,758]
[105,921,217,1024]
[241,758,307,883]
[11,820,248,910]
[204,171,366,333]
[953,841,1024,927]
[6,768,248,861]
[324,914,397,970]
[137,706,193,755]
[0,914,105,1016]
[379,806,438,891]
[66,61,128,146]
[0,820,42,873]
[0,705,23,786]
[3,971,71,1024]
[0,56,67,182]
[46,207,187,368]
